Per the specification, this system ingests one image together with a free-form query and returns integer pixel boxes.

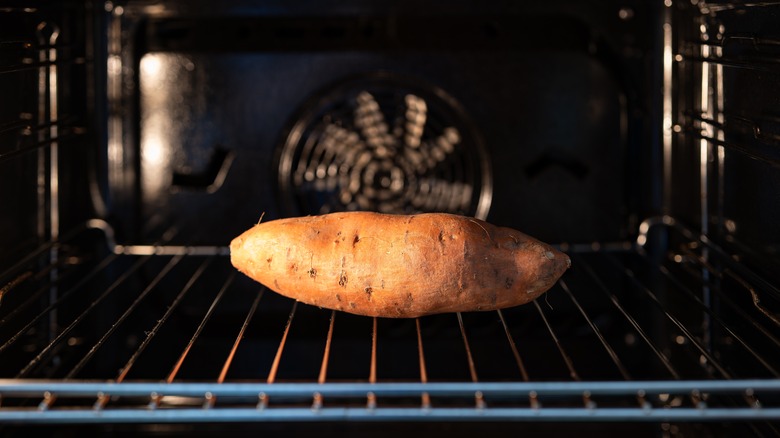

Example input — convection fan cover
[276,73,492,219]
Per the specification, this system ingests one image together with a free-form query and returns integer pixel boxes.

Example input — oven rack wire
[0,217,778,424]
[0,12,90,164]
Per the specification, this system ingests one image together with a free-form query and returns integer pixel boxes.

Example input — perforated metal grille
[276,74,492,219]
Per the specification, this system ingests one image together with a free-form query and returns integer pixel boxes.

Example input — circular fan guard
[277,74,492,220]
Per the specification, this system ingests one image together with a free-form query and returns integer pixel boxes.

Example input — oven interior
[1,0,779,436]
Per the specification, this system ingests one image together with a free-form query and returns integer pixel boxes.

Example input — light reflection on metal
[662,2,673,215]
[106,6,125,203]
[698,16,712,350]
[140,53,163,79]
[700,37,710,237]
[715,42,725,230]
[36,21,60,344]
[139,53,173,199]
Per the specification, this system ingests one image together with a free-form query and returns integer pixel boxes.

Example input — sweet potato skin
[230,212,570,318]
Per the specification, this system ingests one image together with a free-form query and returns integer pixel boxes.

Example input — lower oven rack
[0,217,779,425]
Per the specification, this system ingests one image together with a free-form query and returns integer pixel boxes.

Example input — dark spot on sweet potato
[336,293,342,302]
[353,234,360,247]
[381,279,385,289]
[364,286,373,299]
[308,268,317,278]
[438,230,445,243]
[505,277,514,289]
[339,271,348,288]
[273,279,280,290]
[266,256,273,264]
[349,302,356,309]
[290,263,298,272]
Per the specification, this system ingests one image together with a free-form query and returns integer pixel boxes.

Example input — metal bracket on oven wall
[636,215,677,248]
[85,218,229,256]
[170,146,235,194]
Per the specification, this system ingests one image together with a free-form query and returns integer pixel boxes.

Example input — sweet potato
[230,212,570,318]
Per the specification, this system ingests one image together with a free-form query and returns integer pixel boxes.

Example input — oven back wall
[106,2,657,247]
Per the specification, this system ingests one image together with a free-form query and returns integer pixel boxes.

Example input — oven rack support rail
[0,380,779,423]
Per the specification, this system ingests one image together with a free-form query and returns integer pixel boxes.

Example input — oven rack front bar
[0,380,779,423]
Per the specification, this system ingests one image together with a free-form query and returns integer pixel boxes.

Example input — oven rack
[0,217,779,424]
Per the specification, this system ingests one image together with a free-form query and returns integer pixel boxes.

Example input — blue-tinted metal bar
[0,406,778,423]
[1,380,778,398]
